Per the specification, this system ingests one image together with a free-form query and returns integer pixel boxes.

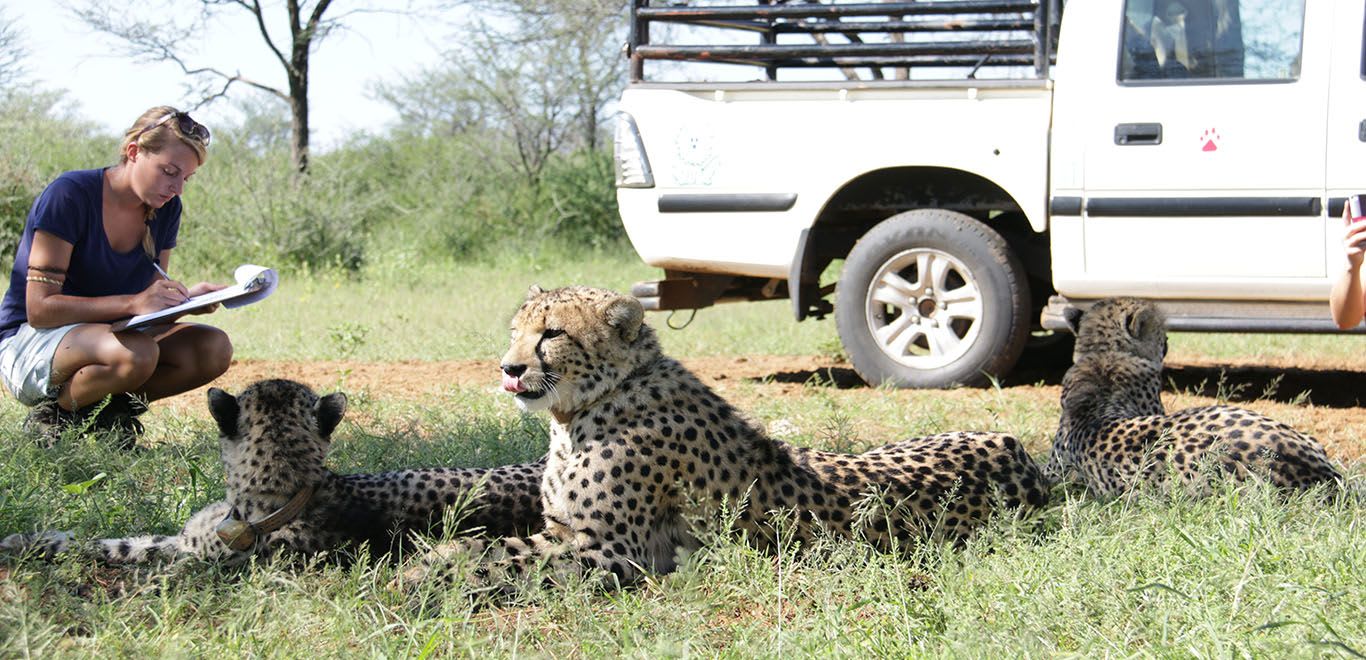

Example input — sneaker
[25,395,147,450]
[23,399,77,447]
[82,394,147,449]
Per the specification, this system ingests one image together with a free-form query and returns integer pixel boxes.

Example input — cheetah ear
[1062,306,1084,336]
[602,294,644,343]
[1125,306,1160,340]
[526,284,545,300]
[315,392,348,439]
[207,388,240,439]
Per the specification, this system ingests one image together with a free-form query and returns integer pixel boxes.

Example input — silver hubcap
[864,248,983,370]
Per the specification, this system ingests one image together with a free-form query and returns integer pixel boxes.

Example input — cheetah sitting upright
[401,285,1048,592]
[1048,297,1341,495]
[2,379,545,564]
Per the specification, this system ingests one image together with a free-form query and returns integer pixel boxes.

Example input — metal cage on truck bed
[626,0,1064,83]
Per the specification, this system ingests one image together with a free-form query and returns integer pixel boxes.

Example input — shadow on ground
[752,363,1366,409]
[1162,364,1366,409]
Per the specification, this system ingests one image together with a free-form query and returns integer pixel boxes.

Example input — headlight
[614,112,654,188]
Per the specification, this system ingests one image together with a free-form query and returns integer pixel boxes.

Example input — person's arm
[1329,208,1366,329]
[25,230,190,328]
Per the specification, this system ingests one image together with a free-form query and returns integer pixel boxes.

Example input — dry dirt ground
[158,354,1366,465]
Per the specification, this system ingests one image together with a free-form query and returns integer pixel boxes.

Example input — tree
[71,1,421,173]
[377,28,576,185]
[0,8,27,92]
[491,0,627,151]
[229,90,294,153]
[371,61,490,140]
[374,0,626,165]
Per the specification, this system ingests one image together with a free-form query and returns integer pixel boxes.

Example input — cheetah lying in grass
[401,285,1049,592]
[2,379,545,564]
[1047,297,1341,495]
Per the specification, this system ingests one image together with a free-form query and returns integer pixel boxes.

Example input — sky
[2,1,452,150]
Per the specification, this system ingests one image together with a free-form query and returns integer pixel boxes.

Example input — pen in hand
[150,260,190,304]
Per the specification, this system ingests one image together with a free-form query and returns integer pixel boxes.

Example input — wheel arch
[790,165,1048,321]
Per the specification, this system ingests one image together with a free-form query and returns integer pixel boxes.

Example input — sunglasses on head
[134,111,211,146]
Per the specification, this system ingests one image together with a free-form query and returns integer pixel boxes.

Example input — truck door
[1326,2,1366,230]
[1073,0,1329,299]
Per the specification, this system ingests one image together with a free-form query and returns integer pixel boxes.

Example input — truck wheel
[835,209,1030,388]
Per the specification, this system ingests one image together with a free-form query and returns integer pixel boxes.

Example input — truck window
[1119,0,1304,82]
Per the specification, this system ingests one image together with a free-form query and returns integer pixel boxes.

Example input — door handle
[1115,122,1163,145]
[1359,119,1366,142]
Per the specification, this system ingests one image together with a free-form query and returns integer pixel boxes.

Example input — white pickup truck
[613,0,1366,388]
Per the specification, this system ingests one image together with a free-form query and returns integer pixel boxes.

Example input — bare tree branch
[0,8,28,90]
[188,68,290,104]
[307,0,335,35]
[375,0,625,169]
[67,0,432,173]
[236,0,291,70]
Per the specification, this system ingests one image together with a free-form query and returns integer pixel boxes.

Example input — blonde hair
[119,105,209,166]
[120,105,211,232]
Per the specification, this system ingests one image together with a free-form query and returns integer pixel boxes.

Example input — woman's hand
[131,278,191,315]
[1333,205,1366,328]
[187,282,227,297]
[185,282,229,314]
[1344,205,1366,271]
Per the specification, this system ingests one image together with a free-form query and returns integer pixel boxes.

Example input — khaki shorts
[0,323,80,406]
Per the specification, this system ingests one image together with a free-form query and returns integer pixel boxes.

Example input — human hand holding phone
[1343,194,1366,269]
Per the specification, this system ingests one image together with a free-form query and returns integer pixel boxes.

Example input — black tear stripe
[535,333,587,363]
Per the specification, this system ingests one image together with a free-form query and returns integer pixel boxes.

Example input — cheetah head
[499,285,658,418]
[1069,297,1168,364]
[207,379,348,495]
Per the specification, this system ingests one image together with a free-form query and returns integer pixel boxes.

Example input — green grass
[1170,331,1366,365]
[2,253,1364,657]
[195,245,1366,364]
[198,246,843,361]
[1,383,1361,657]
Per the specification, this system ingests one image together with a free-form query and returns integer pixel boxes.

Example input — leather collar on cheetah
[214,485,316,552]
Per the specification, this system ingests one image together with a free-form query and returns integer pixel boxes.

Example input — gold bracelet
[25,275,62,286]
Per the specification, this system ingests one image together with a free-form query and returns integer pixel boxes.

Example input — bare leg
[137,323,233,402]
[50,324,159,411]
[49,323,232,410]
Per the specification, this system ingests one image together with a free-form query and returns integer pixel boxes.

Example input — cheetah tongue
[502,373,526,393]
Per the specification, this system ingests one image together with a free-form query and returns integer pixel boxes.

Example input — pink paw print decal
[1200,128,1220,152]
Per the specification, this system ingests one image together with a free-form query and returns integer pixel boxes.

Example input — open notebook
[114,264,278,331]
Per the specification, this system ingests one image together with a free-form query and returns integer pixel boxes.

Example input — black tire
[834,209,1030,388]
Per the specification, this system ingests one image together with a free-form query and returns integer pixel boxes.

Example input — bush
[183,140,377,273]
[328,133,624,265]
[0,92,111,261]
[539,149,624,249]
